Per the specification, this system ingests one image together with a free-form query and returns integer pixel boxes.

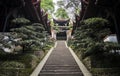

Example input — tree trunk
[0,7,6,31]
[22,0,40,23]
[82,0,98,19]
[113,4,120,43]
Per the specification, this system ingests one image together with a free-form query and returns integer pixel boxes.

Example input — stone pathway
[39,41,84,76]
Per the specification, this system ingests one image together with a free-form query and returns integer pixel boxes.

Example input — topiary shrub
[31,23,45,32]
[69,17,112,57]
[0,18,55,76]
[10,23,48,53]
[12,18,30,26]
[68,17,120,69]
[79,18,111,41]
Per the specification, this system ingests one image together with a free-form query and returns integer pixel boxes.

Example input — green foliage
[10,22,48,53]
[68,18,118,59]
[79,18,111,40]
[0,68,32,76]
[19,54,39,68]
[41,0,54,19]
[31,23,45,31]
[0,49,6,55]
[25,24,45,35]
[0,33,23,54]
[55,0,81,19]
[41,0,54,13]
[83,18,109,28]
[12,18,30,25]
[0,17,55,76]
[54,8,69,19]
[91,68,120,76]
[83,42,105,58]
[1,61,25,68]
[57,0,64,7]
[68,17,120,72]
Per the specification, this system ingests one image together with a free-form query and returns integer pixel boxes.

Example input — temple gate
[51,19,72,40]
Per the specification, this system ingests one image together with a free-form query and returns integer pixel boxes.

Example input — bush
[79,18,111,41]
[91,68,120,76]
[0,68,32,76]
[68,17,120,69]
[1,61,25,68]
[0,49,6,55]
[69,18,112,58]
[31,23,45,32]
[19,54,39,68]
[0,17,55,76]
[10,23,48,53]
[12,18,30,25]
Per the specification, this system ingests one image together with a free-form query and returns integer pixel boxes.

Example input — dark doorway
[56,31,67,40]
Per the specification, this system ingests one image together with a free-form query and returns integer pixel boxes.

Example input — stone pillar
[67,29,72,41]
[51,29,57,40]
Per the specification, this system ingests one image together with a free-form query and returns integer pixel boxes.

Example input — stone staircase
[39,65,83,76]
[39,41,84,76]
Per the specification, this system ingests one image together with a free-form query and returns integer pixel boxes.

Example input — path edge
[65,41,92,76]
[30,42,57,76]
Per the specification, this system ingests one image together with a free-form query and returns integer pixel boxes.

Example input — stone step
[40,65,83,76]
[39,72,83,76]
[42,65,80,71]
[41,70,81,72]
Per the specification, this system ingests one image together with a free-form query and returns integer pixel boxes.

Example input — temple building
[51,19,72,40]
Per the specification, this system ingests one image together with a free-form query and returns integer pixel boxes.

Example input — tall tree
[55,0,81,20]
[41,0,54,14]
[54,8,69,19]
